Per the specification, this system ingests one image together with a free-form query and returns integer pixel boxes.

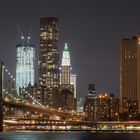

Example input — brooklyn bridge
[1,62,140,132]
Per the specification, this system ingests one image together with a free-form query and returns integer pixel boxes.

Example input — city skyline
[1,0,140,97]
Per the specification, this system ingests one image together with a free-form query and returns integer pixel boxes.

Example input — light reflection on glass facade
[16,39,35,92]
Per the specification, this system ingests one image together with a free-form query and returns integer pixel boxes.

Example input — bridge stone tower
[0,61,3,131]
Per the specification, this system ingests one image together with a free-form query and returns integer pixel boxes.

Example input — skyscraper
[70,74,77,98]
[60,43,71,86]
[84,84,97,121]
[120,36,140,113]
[38,17,59,106]
[16,35,35,93]
[59,43,75,110]
[60,43,77,97]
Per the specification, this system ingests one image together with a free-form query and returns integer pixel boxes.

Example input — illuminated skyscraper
[38,17,59,106]
[70,73,77,110]
[60,43,71,86]
[16,36,35,92]
[120,36,140,113]
[59,43,75,110]
[70,74,76,98]
[60,43,77,93]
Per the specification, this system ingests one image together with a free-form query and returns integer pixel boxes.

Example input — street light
[115,112,119,122]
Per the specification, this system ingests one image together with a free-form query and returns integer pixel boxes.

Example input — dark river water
[0,132,140,140]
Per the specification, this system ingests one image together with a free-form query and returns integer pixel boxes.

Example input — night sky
[0,0,140,98]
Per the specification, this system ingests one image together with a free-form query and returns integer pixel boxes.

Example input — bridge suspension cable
[2,65,43,107]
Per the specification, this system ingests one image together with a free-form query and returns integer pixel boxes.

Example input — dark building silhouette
[0,62,3,131]
[120,36,140,113]
[84,84,97,121]
[88,84,96,96]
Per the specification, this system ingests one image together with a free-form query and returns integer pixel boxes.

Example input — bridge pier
[0,62,3,131]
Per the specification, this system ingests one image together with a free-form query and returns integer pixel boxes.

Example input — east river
[0,132,140,140]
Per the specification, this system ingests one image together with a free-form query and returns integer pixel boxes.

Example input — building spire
[64,43,68,51]
[62,43,70,66]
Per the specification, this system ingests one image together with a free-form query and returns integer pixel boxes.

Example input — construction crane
[17,26,24,44]
[27,26,32,44]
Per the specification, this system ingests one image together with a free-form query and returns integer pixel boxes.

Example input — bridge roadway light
[99,95,102,98]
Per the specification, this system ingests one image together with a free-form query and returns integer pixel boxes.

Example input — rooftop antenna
[17,25,24,44]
